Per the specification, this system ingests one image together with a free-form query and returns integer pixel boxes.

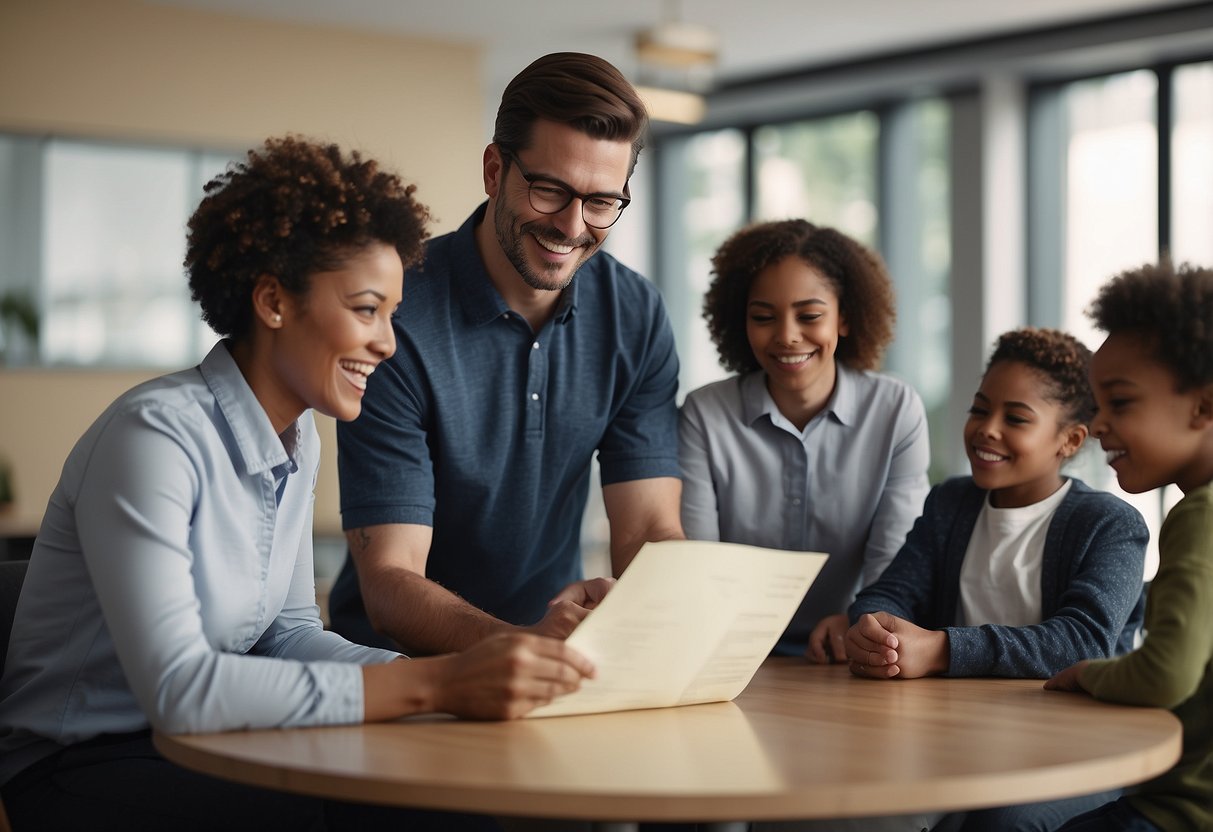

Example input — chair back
[0,559,29,678]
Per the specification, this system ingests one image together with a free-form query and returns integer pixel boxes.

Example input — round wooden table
[155,659,1181,824]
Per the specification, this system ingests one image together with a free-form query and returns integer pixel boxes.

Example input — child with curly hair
[679,219,930,659]
[844,327,1148,832]
[1047,262,1213,832]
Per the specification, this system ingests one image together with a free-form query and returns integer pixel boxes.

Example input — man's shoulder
[580,250,663,305]
[682,375,745,418]
[404,227,461,286]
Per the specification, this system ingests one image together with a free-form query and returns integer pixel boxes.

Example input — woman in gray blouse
[679,218,930,659]
[0,136,592,831]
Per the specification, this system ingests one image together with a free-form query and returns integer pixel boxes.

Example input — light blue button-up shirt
[0,341,400,784]
[679,366,931,655]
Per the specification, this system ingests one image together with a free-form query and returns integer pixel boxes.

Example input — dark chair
[0,559,26,832]
[0,559,29,678]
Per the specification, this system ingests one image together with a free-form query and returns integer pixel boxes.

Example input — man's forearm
[604,476,686,576]
[361,566,512,655]
[609,521,685,576]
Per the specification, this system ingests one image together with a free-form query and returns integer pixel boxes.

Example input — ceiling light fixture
[634,2,718,125]
[634,85,707,126]
[636,20,718,70]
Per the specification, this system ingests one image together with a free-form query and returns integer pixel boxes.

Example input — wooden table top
[154,659,1181,822]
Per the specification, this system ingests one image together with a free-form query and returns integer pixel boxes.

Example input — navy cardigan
[849,476,1148,678]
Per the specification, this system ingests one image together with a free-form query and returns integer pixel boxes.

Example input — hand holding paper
[526,540,827,718]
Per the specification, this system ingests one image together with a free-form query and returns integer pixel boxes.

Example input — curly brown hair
[186,136,430,339]
[493,52,648,178]
[702,219,896,374]
[1087,260,1213,391]
[986,327,1095,425]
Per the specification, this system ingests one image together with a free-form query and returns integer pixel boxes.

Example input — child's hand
[846,612,949,679]
[1044,660,1090,692]
[881,617,948,678]
[806,613,850,663]
[845,612,901,678]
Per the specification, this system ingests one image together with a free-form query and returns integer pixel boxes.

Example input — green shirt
[1081,481,1213,832]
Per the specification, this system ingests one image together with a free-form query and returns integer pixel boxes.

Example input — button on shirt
[0,341,400,785]
[679,367,930,655]
[332,203,680,647]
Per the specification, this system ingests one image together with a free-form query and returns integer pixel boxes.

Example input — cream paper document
[526,540,827,718]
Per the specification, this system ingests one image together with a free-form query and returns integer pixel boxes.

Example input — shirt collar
[454,202,579,328]
[199,340,297,477]
[740,364,858,428]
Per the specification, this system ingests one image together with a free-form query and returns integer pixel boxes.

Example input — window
[1053,69,1162,573]
[753,111,879,244]
[1172,61,1213,265]
[1060,70,1158,349]
[658,128,747,396]
[1030,59,1213,579]
[0,135,234,368]
[883,99,952,483]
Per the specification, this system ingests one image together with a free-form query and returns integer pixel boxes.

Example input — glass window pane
[669,128,747,395]
[1061,70,1158,348]
[0,135,43,366]
[42,141,195,366]
[753,112,879,245]
[1058,69,1162,579]
[1172,61,1213,265]
[900,99,953,483]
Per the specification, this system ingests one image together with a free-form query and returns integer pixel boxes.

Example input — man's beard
[494,198,597,292]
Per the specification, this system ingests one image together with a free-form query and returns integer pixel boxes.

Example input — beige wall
[0,368,349,538]
[0,0,486,228]
[0,0,489,539]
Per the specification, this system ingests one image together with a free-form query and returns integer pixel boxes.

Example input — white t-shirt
[958,479,1073,627]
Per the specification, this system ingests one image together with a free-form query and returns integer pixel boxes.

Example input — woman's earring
[272,314,282,324]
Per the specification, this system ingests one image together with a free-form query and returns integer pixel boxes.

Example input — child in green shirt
[1047,261,1213,832]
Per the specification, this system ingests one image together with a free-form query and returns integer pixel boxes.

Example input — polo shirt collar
[199,340,297,477]
[740,364,857,428]
[454,202,579,328]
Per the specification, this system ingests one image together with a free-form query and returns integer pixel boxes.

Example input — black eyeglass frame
[500,150,632,230]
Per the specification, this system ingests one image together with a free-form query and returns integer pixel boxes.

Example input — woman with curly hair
[0,136,591,831]
[679,218,930,659]
[841,327,1148,832]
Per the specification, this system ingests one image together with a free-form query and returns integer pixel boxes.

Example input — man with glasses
[330,53,685,655]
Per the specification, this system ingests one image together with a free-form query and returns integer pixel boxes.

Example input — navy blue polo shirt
[330,203,680,651]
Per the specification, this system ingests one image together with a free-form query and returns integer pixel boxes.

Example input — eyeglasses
[502,151,631,230]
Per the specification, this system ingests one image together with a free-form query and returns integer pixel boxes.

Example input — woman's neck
[228,337,304,436]
[767,362,838,432]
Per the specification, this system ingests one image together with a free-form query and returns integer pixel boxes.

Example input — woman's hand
[363,633,595,722]
[429,633,596,719]
[807,613,850,663]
